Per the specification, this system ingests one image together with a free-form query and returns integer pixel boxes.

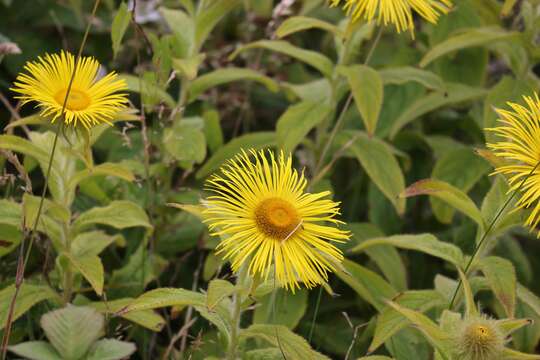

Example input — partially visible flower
[487,94,540,235]
[11,51,128,129]
[330,0,452,33]
[454,316,505,360]
[203,149,350,290]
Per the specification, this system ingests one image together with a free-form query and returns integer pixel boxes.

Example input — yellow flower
[487,94,540,234]
[11,51,128,129]
[203,150,350,290]
[331,0,452,33]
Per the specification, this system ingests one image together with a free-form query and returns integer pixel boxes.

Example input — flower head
[203,149,350,290]
[487,94,540,235]
[331,0,452,33]
[454,316,505,360]
[11,51,128,129]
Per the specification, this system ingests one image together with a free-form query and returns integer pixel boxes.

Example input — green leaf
[457,269,478,317]
[369,290,446,352]
[240,324,330,360]
[358,357,395,360]
[160,7,195,57]
[172,53,205,80]
[389,83,487,138]
[196,132,276,179]
[497,318,534,336]
[420,27,518,67]
[253,289,308,330]
[400,179,485,229]
[335,259,396,311]
[68,162,135,194]
[502,348,540,359]
[339,131,405,214]
[338,65,383,135]
[203,109,224,153]
[119,74,175,107]
[379,66,445,91]
[188,67,279,102]
[206,279,235,310]
[8,341,62,360]
[275,16,342,38]
[276,100,332,153]
[501,0,518,16]
[517,284,540,318]
[194,0,241,49]
[86,339,136,360]
[0,284,58,330]
[89,298,165,332]
[430,148,490,224]
[350,233,464,269]
[71,231,122,258]
[72,200,152,233]
[386,301,452,356]
[41,306,104,360]
[64,253,104,296]
[111,2,131,57]
[477,256,516,317]
[120,288,205,313]
[230,40,334,77]
[163,122,207,164]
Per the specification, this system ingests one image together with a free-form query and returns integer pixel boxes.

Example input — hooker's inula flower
[203,150,350,290]
[12,51,128,129]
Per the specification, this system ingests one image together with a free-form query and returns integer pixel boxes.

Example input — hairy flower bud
[454,317,505,360]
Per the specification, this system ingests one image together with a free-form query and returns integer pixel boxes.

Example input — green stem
[313,25,383,179]
[227,293,242,360]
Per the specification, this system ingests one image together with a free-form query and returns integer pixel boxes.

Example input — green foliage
[2,0,540,358]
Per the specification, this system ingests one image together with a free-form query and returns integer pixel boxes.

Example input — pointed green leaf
[276,100,332,153]
[230,40,334,77]
[0,284,58,330]
[89,298,165,332]
[457,269,478,317]
[350,233,464,269]
[477,256,516,317]
[379,67,444,91]
[111,2,131,57]
[502,348,540,359]
[335,259,396,311]
[338,65,383,135]
[276,16,342,38]
[420,27,518,67]
[401,179,484,229]
[195,0,241,48]
[41,306,104,360]
[206,279,235,310]
[189,68,279,102]
[65,253,104,296]
[73,201,152,233]
[86,339,136,360]
[8,341,62,360]
[253,289,308,330]
[339,131,405,214]
[68,162,135,193]
[240,324,330,360]
[497,318,534,336]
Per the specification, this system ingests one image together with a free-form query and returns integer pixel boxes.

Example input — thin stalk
[0,1,101,357]
[448,161,540,310]
[313,25,383,178]
[308,286,323,343]
[226,292,242,360]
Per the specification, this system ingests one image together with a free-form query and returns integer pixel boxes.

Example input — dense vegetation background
[1,0,540,359]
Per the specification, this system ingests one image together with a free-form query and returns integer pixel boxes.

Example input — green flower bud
[454,317,505,360]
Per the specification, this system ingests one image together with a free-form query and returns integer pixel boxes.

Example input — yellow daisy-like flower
[487,93,540,234]
[203,150,350,290]
[11,51,128,128]
[331,0,452,33]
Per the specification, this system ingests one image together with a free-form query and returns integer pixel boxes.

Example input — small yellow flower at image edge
[330,0,453,33]
[487,93,540,235]
[203,149,350,291]
[11,51,128,129]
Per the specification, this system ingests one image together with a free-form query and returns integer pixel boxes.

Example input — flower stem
[448,160,540,310]
[226,293,242,360]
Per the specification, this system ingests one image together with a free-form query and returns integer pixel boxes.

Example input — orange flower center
[54,88,91,111]
[255,198,301,240]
